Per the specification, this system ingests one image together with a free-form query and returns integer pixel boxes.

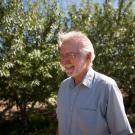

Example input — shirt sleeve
[106,83,133,135]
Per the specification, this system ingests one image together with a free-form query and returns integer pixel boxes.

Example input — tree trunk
[19,104,29,130]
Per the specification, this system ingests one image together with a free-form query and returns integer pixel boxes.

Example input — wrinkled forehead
[60,41,80,53]
[60,38,82,52]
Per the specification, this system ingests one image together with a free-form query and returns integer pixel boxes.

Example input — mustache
[60,64,74,71]
[60,64,66,71]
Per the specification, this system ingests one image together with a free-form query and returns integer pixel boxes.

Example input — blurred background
[0,0,135,134]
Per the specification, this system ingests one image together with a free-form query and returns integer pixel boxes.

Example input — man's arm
[106,83,133,135]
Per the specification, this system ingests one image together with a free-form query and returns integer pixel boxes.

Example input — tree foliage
[0,0,63,129]
[0,0,134,133]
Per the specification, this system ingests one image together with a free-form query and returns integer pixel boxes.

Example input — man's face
[60,40,89,79]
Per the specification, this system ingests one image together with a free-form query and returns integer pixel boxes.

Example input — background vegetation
[0,0,134,134]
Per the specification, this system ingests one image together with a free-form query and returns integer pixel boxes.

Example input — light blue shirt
[56,68,133,135]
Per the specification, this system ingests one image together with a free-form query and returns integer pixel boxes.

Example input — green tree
[0,0,135,134]
[0,0,63,130]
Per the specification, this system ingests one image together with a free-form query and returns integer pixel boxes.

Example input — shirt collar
[81,67,95,89]
[69,67,95,89]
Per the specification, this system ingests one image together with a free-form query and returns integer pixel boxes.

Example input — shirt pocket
[78,107,97,126]
[79,106,97,122]
[76,106,97,133]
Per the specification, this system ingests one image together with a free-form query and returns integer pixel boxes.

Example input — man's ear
[86,52,92,61]
[86,52,92,66]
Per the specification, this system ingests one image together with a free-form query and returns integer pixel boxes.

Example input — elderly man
[56,31,133,135]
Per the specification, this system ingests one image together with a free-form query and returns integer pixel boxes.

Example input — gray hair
[58,31,95,62]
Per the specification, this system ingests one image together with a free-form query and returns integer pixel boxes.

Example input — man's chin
[67,73,77,78]
[66,71,74,77]
[66,73,73,77]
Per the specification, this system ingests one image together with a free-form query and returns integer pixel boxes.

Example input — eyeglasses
[60,52,81,60]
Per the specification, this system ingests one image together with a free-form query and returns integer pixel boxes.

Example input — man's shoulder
[61,77,71,83]
[60,77,72,87]
[94,70,117,86]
